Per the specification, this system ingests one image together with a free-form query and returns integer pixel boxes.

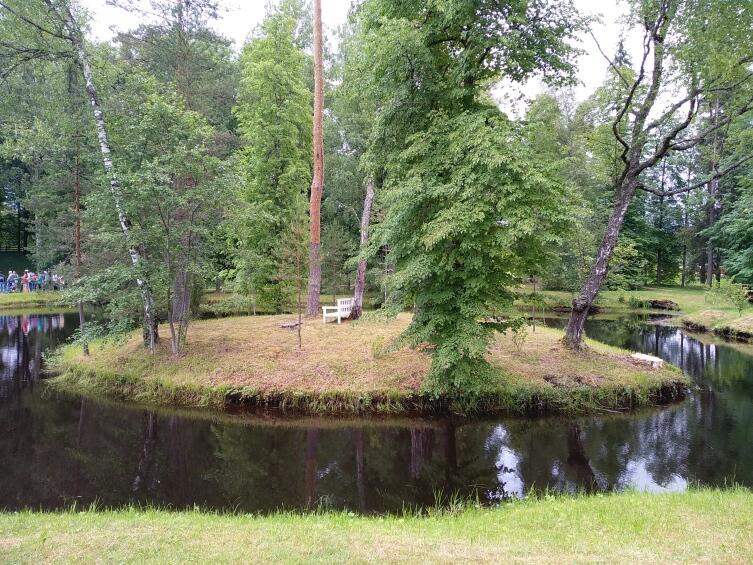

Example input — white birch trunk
[352,178,375,320]
[63,10,157,351]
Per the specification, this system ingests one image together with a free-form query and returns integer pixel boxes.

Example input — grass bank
[51,313,685,415]
[682,310,753,342]
[0,291,62,310]
[1,489,751,563]
[518,285,743,316]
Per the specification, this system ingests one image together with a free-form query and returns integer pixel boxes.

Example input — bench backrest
[336,298,353,313]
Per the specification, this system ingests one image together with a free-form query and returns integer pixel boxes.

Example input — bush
[510,324,529,352]
[628,296,646,310]
[370,335,386,359]
[706,282,751,316]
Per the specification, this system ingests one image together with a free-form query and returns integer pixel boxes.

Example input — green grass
[683,310,753,342]
[1,489,751,563]
[0,291,63,309]
[200,291,380,317]
[50,314,686,416]
[518,284,742,316]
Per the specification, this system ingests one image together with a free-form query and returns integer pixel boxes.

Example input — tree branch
[0,1,70,41]
[637,153,753,196]
[588,27,630,88]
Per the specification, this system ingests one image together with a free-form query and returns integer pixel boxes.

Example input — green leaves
[231,5,311,311]
[355,0,583,392]
[376,109,572,392]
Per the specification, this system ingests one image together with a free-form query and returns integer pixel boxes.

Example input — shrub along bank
[51,313,686,415]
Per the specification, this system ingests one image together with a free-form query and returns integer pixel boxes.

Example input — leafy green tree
[114,0,238,131]
[714,164,753,284]
[355,0,582,391]
[377,110,574,391]
[232,5,312,313]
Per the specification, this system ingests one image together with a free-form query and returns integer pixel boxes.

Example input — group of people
[0,270,65,293]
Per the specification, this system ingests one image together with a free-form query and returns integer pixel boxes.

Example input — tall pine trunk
[63,10,157,352]
[352,178,375,320]
[306,0,324,316]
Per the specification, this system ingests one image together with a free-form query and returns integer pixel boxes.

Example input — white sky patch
[81,0,649,115]
[486,425,525,498]
[80,0,351,49]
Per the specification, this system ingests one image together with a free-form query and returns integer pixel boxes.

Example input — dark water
[1,313,752,513]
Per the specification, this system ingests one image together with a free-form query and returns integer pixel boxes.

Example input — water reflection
[0,313,73,402]
[0,314,751,513]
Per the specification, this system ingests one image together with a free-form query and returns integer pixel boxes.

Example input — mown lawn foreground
[1,489,751,563]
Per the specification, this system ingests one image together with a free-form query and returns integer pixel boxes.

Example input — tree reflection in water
[0,314,751,512]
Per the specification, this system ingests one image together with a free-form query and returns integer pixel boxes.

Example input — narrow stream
[0,313,751,513]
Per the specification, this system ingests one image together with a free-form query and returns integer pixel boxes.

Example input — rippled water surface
[1,313,751,512]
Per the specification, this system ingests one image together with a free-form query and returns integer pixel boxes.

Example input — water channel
[0,312,751,513]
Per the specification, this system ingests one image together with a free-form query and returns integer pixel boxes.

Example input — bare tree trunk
[706,176,719,287]
[297,253,302,350]
[174,270,192,351]
[306,0,324,316]
[564,178,638,349]
[170,3,195,355]
[74,140,89,356]
[655,160,667,285]
[681,178,689,287]
[16,204,21,253]
[63,12,157,352]
[352,178,375,319]
[706,96,722,287]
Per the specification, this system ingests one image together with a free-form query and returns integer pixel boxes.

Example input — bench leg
[337,314,341,324]
[322,313,326,324]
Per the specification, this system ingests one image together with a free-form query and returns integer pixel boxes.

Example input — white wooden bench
[322,298,353,324]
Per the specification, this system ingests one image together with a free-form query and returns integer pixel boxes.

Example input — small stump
[648,300,679,311]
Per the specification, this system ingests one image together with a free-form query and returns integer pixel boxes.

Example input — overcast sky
[81,0,636,109]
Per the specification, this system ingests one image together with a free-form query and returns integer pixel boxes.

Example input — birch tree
[563,0,753,349]
[0,0,158,349]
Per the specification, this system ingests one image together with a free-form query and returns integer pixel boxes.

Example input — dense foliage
[0,0,751,391]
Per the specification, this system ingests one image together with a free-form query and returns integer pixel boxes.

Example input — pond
[0,312,751,513]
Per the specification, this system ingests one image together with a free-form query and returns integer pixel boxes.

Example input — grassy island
[52,313,686,415]
[1,489,751,563]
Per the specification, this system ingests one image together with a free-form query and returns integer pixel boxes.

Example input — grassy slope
[682,309,753,340]
[52,313,684,414]
[1,489,751,563]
